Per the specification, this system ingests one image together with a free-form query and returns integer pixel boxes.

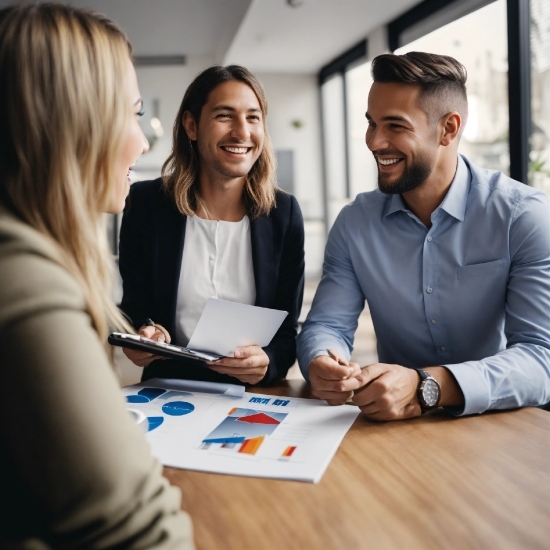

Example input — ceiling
[225,0,420,73]
[1,0,421,73]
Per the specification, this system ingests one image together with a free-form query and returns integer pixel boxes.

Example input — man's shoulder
[466,158,547,208]
[339,189,389,220]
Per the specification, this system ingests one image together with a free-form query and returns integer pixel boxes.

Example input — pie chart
[162,401,195,416]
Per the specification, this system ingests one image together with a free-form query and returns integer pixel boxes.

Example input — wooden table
[164,380,550,550]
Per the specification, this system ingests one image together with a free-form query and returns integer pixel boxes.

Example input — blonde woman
[119,66,305,386]
[0,4,193,548]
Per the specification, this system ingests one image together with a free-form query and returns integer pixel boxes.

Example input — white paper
[122,382,359,483]
[187,298,288,357]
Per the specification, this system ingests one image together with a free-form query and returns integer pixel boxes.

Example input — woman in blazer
[119,65,305,386]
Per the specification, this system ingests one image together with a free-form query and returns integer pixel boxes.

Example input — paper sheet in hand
[187,298,288,357]
[122,380,359,483]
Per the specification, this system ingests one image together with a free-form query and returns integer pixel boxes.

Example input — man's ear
[440,112,461,146]
[182,111,197,141]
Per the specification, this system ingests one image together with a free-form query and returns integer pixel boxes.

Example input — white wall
[256,73,326,277]
[134,55,215,178]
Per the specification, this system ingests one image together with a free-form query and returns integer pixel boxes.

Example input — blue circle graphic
[162,401,195,416]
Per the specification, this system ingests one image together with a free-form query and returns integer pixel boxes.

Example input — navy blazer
[118,178,305,386]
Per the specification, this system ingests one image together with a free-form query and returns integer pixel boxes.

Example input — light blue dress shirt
[297,155,550,415]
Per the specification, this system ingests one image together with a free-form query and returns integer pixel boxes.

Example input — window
[345,60,378,198]
[320,74,348,227]
[396,0,510,175]
[530,0,550,198]
[319,40,367,229]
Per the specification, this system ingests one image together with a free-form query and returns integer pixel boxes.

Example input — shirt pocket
[456,258,507,280]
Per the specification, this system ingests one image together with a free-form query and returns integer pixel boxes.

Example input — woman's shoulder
[0,207,86,329]
[270,189,302,219]
[128,177,164,202]
[125,177,178,218]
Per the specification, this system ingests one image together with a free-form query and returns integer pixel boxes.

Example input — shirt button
[431,319,437,324]
[209,254,215,261]
[440,346,446,352]
[427,236,433,242]
[426,287,433,294]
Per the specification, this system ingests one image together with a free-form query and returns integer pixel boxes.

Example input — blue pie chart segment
[162,401,195,416]
[126,395,149,403]
[147,417,164,431]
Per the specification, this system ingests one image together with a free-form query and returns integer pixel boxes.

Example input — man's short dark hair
[371,52,468,134]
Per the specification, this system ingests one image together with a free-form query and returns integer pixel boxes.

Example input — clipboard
[108,333,223,362]
[110,299,288,362]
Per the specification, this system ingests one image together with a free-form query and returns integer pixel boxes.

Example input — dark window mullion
[507,0,532,184]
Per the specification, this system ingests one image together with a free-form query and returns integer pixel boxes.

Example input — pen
[326,349,348,366]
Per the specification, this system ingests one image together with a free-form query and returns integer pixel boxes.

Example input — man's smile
[377,158,402,165]
[220,145,252,155]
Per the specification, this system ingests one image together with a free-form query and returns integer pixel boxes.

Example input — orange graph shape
[282,446,296,457]
[238,436,265,455]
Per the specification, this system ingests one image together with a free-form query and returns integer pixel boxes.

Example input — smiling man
[297,52,550,419]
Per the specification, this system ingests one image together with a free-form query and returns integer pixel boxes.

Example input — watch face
[422,379,440,407]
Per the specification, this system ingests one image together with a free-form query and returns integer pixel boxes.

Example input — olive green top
[0,206,194,549]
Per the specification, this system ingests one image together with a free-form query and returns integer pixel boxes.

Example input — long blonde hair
[0,3,132,342]
[162,65,277,220]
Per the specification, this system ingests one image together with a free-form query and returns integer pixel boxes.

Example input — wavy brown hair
[0,3,133,342]
[162,65,277,219]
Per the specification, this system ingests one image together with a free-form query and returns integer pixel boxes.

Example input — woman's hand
[206,345,269,385]
[122,325,170,367]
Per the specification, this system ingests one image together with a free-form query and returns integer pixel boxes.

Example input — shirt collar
[384,155,470,222]
[438,155,470,222]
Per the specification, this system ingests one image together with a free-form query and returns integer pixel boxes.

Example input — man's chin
[377,174,401,195]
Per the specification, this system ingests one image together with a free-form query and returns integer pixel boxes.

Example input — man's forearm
[425,366,465,408]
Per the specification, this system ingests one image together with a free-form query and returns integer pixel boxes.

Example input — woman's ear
[182,111,197,141]
[440,111,461,146]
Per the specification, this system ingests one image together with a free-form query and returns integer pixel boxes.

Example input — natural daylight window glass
[530,0,550,199]
[396,0,510,175]
[345,60,378,199]
[321,73,349,229]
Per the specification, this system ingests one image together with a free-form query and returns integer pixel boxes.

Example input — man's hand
[308,351,364,405]
[351,363,421,420]
[206,345,269,385]
[122,325,169,367]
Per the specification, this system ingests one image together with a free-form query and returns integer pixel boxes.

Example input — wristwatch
[416,368,441,413]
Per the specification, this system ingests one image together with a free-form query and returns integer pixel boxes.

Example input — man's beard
[377,151,434,195]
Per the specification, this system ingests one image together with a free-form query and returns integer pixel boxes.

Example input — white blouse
[175,215,256,345]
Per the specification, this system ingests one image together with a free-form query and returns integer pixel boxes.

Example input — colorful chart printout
[201,408,287,456]
[122,382,360,482]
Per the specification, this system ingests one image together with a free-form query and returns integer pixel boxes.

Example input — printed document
[123,379,359,483]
